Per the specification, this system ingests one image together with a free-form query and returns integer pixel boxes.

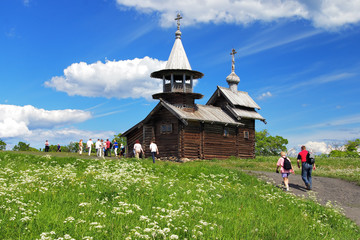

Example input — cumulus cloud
[115,0,360,30]
[287,141,335,156]
[303,141,333,155]
[0,104,92,138]
[44,57,166,100]
[257,91,272,100]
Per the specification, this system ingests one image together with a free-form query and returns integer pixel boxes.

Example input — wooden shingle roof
[160,99,243,126]
[207,86,261,109]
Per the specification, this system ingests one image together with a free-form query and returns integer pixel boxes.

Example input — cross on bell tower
[175,13,182,39]
[150,14,204,109]
[175,13,182,30]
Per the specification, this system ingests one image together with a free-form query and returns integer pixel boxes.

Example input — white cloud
[309,0,360,29]
[287,141,343,156]
[115,0,360,30]
[45,57,166,100]
[0,104,92,138]
[257,91,272,100]
[303,141,333,154]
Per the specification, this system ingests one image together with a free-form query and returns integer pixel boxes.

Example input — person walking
[297,146,316,190]
[149,140,159,163]
[79,139,83,155]
[44,140,50,152]
[120,143,125,158]
[106,139,111,157]
[100,139,106,159]
[95,139,101,157]
[113,140,118,157]
[57,144,61,152]
[276,151,294,191]
[100,139,105,158]
[86,138,93,156]
[133,140,144,159]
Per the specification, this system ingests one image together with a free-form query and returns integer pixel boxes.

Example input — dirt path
[245,171,360,226]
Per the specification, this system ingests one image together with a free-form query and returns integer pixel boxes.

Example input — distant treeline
[0,133,126,153]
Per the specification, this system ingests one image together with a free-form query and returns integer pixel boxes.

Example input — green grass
[0,152,359,239]
[203,155,360,186]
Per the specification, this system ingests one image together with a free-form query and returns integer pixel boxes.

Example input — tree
[13,141,30,151]
[67,142,79,153]
[0,139,6,150]
[329,150,359,158]
[328,138,360,158]
[48,145,58,152]
[346,139,360,152]
[48,144,69,152]
[112,133,127,146]
[13,141,39,152]
[255,130,288,156]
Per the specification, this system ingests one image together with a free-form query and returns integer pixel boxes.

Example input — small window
[244,131,249,139]
[223,128,229,137]
[160,124,172,134]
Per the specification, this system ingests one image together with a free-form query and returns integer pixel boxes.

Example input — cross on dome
[230,48,237,72]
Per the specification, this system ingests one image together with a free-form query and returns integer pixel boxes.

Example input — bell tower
[151,14,204,109]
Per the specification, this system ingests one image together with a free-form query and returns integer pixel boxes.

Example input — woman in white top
[133,140,144,159]
[149,140,159,163]
[79,139,83,155]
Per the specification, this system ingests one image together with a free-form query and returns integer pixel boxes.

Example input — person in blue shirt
[113,140,119,157]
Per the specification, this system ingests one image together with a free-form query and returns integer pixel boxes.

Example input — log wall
[203,123,237,159]
[152,107,179,158]
[143,124,155,157]
[126,125,144,158]
[237,118,255,158]
[181,121,201,158]
[181,121,256,159]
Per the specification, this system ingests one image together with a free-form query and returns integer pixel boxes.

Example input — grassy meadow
[206,155,360,186]
[0,152,359,239]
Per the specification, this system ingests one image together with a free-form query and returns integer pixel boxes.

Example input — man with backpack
[297,145,316,190]
[106,139,111,157]
[276,151,294,191]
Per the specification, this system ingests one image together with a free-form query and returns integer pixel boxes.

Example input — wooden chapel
[122,14,266,160]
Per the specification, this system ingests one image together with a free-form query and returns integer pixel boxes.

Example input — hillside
[0,152,359,239]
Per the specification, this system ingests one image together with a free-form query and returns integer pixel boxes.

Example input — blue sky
[1,0,360,154]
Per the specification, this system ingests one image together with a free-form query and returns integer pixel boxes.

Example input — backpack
[283,157,292,170]
[306,153,315,165]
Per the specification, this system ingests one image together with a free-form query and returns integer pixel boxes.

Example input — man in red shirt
[297,145,316,190]
[106,139,111,157]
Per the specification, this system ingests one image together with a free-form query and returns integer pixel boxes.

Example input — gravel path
[246,171,360,226]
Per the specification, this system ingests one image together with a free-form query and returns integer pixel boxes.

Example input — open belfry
[123,14,266,160]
